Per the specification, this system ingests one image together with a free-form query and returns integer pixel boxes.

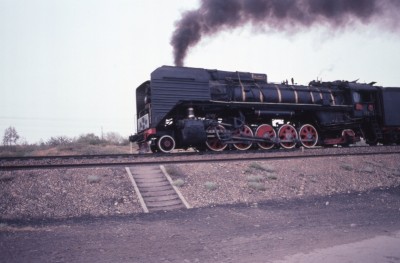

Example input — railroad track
[0,153,137,162]
[1,145,400,170]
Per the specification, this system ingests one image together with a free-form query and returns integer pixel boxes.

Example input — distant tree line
[2,126,128,147]
[45,132,128,146]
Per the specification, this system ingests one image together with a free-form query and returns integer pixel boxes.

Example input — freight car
[129,66,400,153]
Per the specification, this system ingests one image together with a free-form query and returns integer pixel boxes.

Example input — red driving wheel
[255,124,276,150]
[278,124,298,149]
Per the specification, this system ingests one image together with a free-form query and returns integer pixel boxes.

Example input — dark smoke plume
[171,0,400,66]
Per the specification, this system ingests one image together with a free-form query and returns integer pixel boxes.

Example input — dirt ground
[1,154,400,262]
[1,187,400,263]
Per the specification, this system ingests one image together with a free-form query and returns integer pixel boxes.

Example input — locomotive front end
[129,81,156,152]
[129,66,212,153]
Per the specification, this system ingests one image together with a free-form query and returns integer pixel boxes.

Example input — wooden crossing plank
[125,165,190,212]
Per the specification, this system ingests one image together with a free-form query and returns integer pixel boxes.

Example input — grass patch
[172,179,185,187]
[364,160,384,168]
[164,165,184,178]
[87,175,101,184]
[249,162,266,171]
[359,166,374,174]
[244,162,275,173]
[340,163,353,171]
[204,181,218,191]
[248,182,266,191]
[266,173,278,180]
[246,175,264,182]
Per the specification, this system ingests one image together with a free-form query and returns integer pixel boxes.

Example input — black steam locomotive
[129,66,400,153]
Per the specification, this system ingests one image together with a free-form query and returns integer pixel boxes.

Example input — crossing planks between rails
[125,165,191,213]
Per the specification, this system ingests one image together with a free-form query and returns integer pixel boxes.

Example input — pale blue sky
[1,0,400,143]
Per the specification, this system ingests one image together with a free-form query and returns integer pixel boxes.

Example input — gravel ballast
[174,155,400,207]
[1,154,400,221]
[0,168,142,220]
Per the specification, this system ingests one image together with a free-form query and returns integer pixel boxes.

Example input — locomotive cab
[350,88,378,118]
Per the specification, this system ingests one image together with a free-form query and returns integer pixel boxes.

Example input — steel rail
[0,153,138,161]
[2,148,400,171]
[0,151,209,162]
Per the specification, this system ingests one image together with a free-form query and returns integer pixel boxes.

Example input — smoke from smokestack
[171,0,400,67]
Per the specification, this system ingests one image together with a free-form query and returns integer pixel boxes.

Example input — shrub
[248,182,266,191]
[247,175,264,182]
[76,133,103,145]
[164,165,184,178]
[249,162,266,171]
[87,175,101,183]
[172,179,185,187]
[360,166,374,174]
[248,162,275,173]
[204,181,218,191]
[104,132,125,145]
[46,136,73,146]
[266,174,278,180]
[340,163,353,171]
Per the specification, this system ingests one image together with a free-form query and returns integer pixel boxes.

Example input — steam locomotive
[129,66,400,153]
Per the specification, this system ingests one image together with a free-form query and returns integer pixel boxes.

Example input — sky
[1,0,400,144]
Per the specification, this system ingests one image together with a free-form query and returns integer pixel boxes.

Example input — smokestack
[171,0,400,67]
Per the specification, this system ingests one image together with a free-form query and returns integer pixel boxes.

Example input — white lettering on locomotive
[137,114,149,132]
